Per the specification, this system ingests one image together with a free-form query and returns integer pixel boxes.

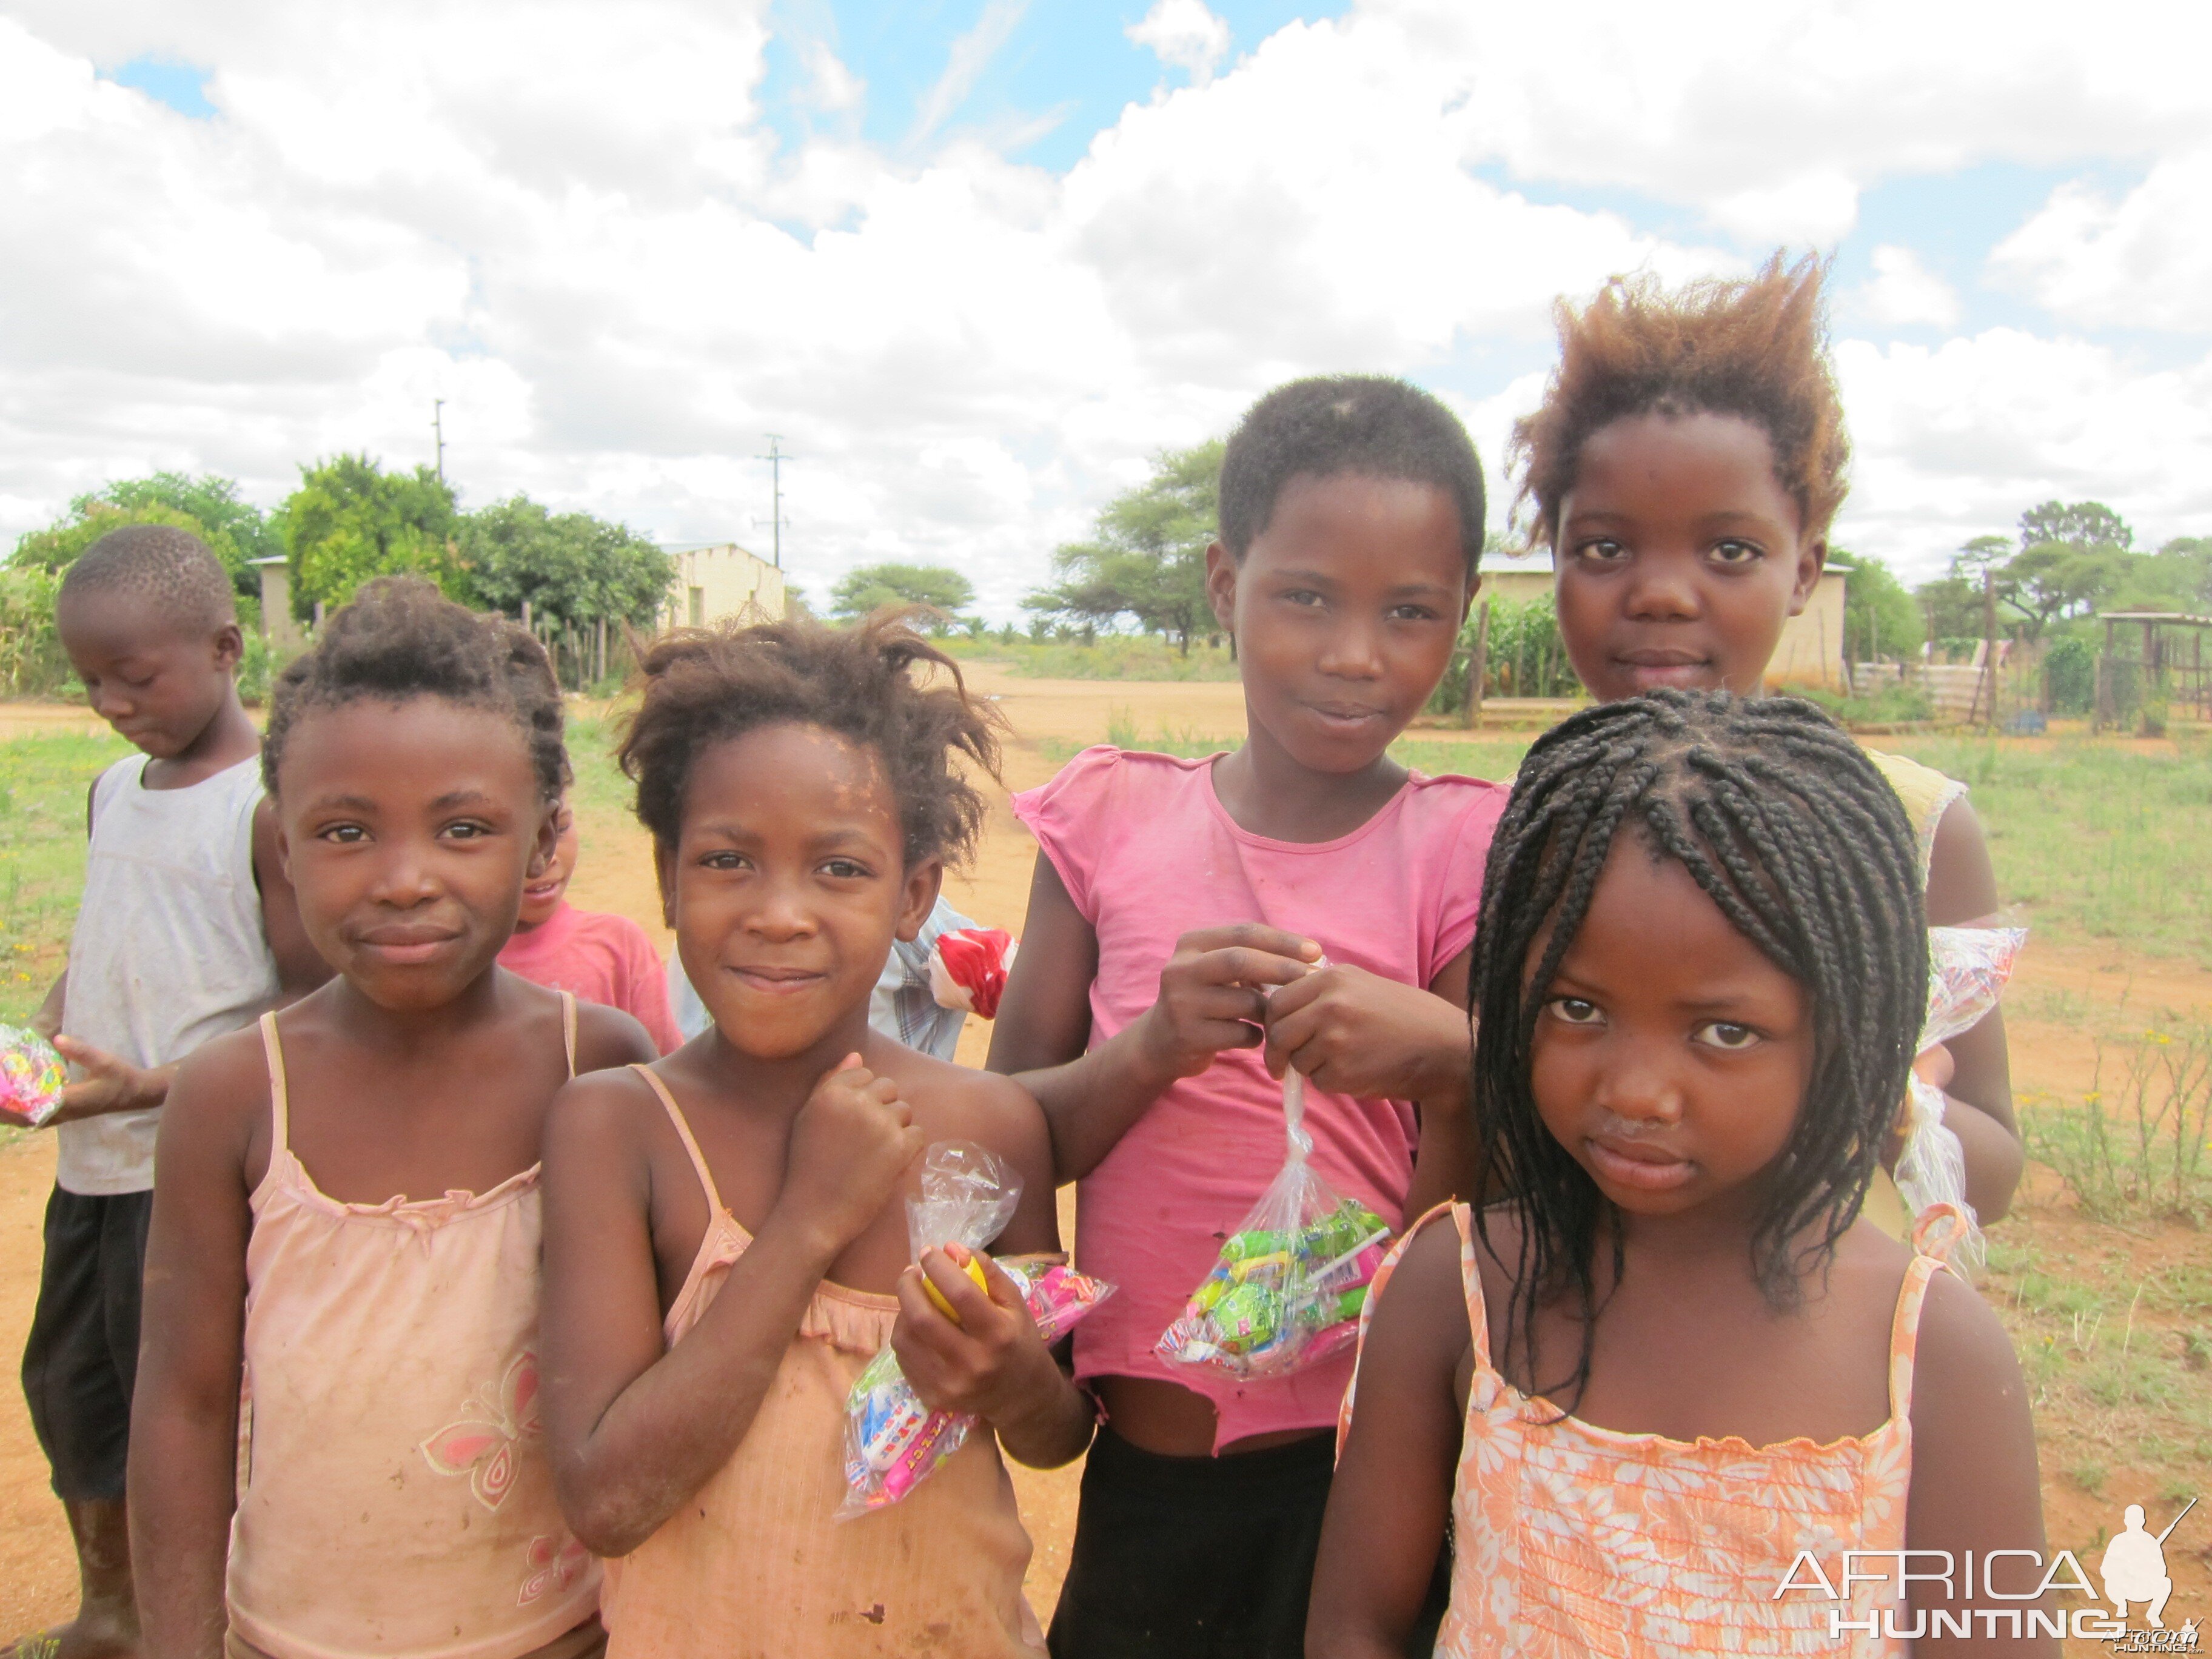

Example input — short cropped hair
[1512,253,1850,546]
[58,525,236,633]
[263,576,569,802]
[1218,376,1486,578]
[618,610,1003,868]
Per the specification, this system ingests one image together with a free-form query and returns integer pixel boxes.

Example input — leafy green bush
[0,568,72,697]
[1427,595,1582,714]
[2044,635,2095,714]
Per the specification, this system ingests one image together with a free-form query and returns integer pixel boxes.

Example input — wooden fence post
[1464,600,1491,729]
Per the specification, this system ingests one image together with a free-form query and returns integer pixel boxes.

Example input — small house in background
[1478,554,1850,692]
[661,541,786,629]
[250,556,307,652]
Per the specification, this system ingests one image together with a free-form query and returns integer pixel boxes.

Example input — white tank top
[58,752,279,1195]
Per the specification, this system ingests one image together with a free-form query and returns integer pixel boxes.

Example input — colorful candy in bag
[838,1142,1113,1518]
[1157,1070,1392,1379]
[0,1025,66,1127]
[1895,925,2025,1273]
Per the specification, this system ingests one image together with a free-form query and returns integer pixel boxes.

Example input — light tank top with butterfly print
[225,998,600,1659]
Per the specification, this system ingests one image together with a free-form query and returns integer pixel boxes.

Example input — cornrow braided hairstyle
[1470,688,1926,1407]
[263,575,569,803]
[618,608,1003,869]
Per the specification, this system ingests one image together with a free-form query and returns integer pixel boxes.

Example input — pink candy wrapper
[838,1141,1113,1518]
[0,1025,66,1128]
[1897,925,2026,1272]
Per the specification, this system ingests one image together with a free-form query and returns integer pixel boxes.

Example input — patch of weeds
[2079,1352,2179,1410]
[2021,1021,2212,1222]
[2072,1461,2110,1497]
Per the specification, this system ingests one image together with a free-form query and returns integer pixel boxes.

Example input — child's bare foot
[1,1613,141,1659]
[3,1500,141,1659]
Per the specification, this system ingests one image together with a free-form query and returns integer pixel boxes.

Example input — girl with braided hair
[1310,691,2052,1658]
[1514,254,2023,1232]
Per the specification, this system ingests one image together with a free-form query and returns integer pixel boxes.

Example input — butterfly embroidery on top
[519,1533,591,1606]
[420,1350,541,1512]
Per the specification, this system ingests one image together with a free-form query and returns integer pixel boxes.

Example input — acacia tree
[1835,551,1922,659]
[1025,440,1221,655]
[830,563,976,630]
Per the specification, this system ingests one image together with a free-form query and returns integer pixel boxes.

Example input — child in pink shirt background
[990,375,1504,1659]
[500,802,683,1054]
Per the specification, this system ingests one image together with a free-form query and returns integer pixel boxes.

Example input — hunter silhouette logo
[1772,1493,2200,1645]
[2102,1500,2191,1629]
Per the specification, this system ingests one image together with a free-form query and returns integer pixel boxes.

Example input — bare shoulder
[163,1020,275,1177]
[1910,1262,2026,1404]
[879,1042,1048,1155]
[1925,795,2000,923]
[572,997,658,1073]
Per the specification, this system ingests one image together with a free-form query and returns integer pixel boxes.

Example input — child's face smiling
[1207,472,1468,775]
[1529,838,1814,1218]
[56,591,242,759]
[662,722,939,1062]
[1552,412,1825,702]
[275,698,555,1010]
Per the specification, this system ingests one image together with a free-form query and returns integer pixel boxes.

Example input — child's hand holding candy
[891,1245,1068,1434]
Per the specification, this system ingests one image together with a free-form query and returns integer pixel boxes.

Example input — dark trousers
[22,1186,153,1501]
[1048,1427,1338,1659]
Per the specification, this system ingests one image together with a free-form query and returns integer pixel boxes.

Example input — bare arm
[1306,1219,1468,1659]
[1904,1269,2056,1655]
[890,1073,1093,1472]
[128,1034,260,1658]
[1922,800,2023,1222]
[540,1057,922,1557]
[987,852,1316,1183]
[251,796,331,1002]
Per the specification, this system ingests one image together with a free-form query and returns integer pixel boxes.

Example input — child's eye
[318,824,367,843]
[1709,540,1763,566]
[442,820,494,841]
[1545,997,1604,1027]
[1387,603,1441,623]
[1572,538,1628,565]
[1693,1021,1762,1051]
[699,851,749,871]
[1280,589,1326,608]
[820,858,873,880]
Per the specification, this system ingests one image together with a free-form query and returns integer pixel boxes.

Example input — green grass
[0,728,130,1027]
[1882,732,2212,964]
[943,635,1242,682]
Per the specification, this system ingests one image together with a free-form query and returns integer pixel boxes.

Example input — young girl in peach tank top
[1312,694,2054,1657]
[539,614,1093,1658]
[130,580,657,1659]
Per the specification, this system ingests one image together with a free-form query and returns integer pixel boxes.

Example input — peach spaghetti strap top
[600,1066,1045,1659]
[1341,1203,1963,1659]
[226,996,600,1659]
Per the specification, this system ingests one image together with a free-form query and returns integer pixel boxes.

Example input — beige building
[1477,556,1850,691]
[662,541,786,630]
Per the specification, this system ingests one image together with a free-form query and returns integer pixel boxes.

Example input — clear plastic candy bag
[1156,1071,1392,1379]
[837,1141,1113,1518]
[1895,925,2026,1273]
[0,1025,66,1127]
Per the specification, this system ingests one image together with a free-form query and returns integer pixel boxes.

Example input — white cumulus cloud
[1127,0,1231,84]
[1855,245,1960,329]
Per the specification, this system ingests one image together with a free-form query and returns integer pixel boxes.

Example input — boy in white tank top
[7,527,325,1659]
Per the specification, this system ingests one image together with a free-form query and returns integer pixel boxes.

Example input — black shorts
[1048,1426,1338,1659]
[21,1185,153,1501]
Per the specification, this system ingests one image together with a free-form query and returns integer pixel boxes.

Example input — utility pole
[756,434,793,569]
[432,398,447,483]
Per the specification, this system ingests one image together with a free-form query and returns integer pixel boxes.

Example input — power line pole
[432,398,447,483]
[756,434,794,569]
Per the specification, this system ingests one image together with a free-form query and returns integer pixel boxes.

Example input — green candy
[1210,1283,1284,1352]
[1219,1229,1292,1264]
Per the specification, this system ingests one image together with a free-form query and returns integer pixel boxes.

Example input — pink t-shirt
[1011,746,1506,1449]
[498,901,682,1054]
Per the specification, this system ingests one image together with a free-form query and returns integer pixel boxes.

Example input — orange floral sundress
[1340,1203,1960,1658]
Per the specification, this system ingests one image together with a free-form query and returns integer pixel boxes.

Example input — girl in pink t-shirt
[990,376,1507,1659]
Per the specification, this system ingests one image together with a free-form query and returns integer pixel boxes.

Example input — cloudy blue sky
[3,0,2207,616]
